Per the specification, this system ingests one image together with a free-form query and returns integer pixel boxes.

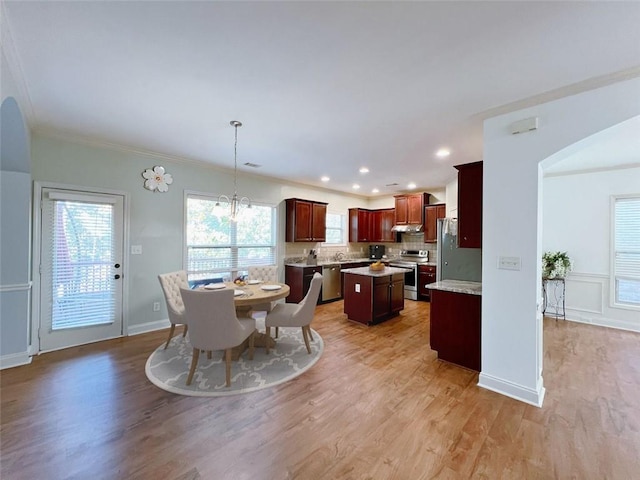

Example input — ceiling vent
[243,162,262,168]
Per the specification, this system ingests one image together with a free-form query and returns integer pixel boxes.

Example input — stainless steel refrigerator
[436,218,482,282]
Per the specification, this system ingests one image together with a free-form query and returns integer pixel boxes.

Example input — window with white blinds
[613,195,640,307]
[49,199,116,329]
[185,194,276,281]
[324,212,346,245]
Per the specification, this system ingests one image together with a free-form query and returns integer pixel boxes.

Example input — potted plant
[542,251,572,279]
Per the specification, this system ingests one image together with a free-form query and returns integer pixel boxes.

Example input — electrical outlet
[153,302,160,312]
[131,245,142,255]
[355,283,360,293]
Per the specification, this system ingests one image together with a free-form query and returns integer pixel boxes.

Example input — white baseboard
[127,318,171,336]
[565,312,640,333]
[478,372,546,407]
[0,351,32,370]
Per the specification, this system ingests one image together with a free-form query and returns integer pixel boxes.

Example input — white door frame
[31,181,130,354]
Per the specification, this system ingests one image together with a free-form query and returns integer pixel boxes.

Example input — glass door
[39,188,124,352]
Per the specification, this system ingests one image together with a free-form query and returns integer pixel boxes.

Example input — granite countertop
[341,266,412,277]
[426,280,482,296]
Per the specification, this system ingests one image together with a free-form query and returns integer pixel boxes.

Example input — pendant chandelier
[216,120,251,222]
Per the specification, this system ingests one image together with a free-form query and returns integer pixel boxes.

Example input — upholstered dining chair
[180,287,256,387]
[247,265,278,312]
[248,265,280,333]
[264,272,323,355]
[158,270,189,349]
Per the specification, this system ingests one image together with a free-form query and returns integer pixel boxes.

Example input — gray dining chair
[180,287,256,387]
[264,272,322,354]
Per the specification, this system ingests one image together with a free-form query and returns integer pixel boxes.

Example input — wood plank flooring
[1,300,639,479]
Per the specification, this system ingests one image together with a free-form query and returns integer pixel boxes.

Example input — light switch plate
[498,256,521,270]
[355,283,360,293]
[131,245,142,255]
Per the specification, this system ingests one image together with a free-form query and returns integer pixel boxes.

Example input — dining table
[198,281,290,360]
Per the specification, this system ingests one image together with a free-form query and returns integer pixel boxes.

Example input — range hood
[391,224,423,233]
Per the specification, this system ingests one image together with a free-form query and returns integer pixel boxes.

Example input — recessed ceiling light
[352,184,360,190]
[372,188,379,193]
[436,148,451,158]
[359,167,369,174]
[321,176,330,182]
[407,182,416,189]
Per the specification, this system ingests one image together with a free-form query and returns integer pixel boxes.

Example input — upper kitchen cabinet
[454,161,483,248]
[424,204,446,243]
[373,208,396,242]
[349,208,372,242]
[285,198,328,242]
[349,207,396,243]
[394,193,428,226]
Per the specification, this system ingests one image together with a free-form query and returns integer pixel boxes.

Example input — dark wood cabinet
[343,272,404,325]
[424,204,446,243]
[455,161,483,248]
[394,193,428,226]
[349,208,372,242]
[418,265,437,300]
[285,198,328,242]
[429,289,481,371]
[378,208,396,242]
[349,207,396,243]
[285,265,322,303]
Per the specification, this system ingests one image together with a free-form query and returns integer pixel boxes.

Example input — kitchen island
[341,266,411,325]
[427,280,482,371]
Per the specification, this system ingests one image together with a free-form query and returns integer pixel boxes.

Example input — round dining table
[199,281,290,359]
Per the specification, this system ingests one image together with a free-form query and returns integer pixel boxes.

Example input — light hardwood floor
[1,300,639,479]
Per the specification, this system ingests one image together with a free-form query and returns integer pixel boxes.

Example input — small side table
[542,278,565,320]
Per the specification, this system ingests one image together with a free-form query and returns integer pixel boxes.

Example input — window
[185,194,276,281]
[324,212,346,245]
[612,195,640,307]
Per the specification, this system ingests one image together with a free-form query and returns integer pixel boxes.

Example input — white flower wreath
[142,166,173,192]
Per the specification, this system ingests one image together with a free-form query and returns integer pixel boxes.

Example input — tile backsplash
[284,234,437,264]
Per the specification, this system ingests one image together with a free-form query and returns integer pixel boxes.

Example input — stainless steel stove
[389,250,430,300]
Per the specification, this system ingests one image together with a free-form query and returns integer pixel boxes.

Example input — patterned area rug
[145,319,323,397]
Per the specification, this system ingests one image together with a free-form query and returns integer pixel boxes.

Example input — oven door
[390,263,418,291]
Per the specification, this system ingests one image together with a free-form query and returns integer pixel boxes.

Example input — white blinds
[614,196,640,305]
[48,199,116,329]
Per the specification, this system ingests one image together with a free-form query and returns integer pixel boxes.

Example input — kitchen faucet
[334,251,345,261]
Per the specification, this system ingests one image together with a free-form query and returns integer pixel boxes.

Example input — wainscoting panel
[562,272,640,332]
[565,276,603,314]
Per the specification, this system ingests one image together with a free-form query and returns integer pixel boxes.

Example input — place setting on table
[199,277,290,307]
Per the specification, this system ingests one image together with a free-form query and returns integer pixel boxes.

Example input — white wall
[543,166,640,331]
[481,77,640,407]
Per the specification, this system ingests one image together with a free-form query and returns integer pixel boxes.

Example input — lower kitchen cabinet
[285,265,322,304]
[418,265,437,300]
[344,272,404,325]
[429,289,481,371]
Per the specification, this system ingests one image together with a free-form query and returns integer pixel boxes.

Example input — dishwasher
[321,264,341,302]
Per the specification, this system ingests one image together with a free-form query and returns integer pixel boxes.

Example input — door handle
[114,274,121,280]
